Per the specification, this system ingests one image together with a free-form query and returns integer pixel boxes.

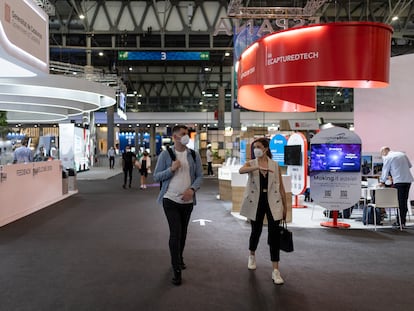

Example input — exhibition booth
[0,160,77,227]
[0,0,115,227]
[218,127,411,229]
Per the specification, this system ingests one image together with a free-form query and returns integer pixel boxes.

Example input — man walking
[108,146,116,169]
[153,125,203,285]
[122,145,136,188]
[206,144,214,176]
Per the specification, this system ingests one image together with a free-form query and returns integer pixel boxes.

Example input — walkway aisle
[0,173,413,311]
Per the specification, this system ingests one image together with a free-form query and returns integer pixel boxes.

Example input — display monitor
[362,155,372,175]
[117,91,127,120]
[284,145,302,165]
[310,143,361,172]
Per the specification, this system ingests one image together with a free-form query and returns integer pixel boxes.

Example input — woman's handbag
[279,221,294,252]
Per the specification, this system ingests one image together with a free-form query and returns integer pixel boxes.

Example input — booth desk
[218,166,292,222]
[0,160,76,227]
[218,165,241,201]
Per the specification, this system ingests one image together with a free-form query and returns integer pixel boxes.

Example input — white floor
[231,201,414,230]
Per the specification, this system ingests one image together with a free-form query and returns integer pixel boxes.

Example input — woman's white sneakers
[272,269,284,285]
[248,255,256,270]
[248,255,284,285]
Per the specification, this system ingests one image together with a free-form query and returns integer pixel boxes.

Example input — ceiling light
[99,52,104,56]
[225,52,230,57]
[79,14,85,20]
[392,16,399,21]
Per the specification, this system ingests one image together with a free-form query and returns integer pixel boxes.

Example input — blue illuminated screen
[310,144,361,172]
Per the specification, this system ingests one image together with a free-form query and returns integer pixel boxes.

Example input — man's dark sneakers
[172,268,182,286]
[180,258,186,270]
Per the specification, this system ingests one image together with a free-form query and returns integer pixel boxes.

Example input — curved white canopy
[0,75,116,123]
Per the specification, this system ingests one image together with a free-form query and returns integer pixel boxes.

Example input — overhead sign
[118,51,210,61]
[237,22,392,112]
[0,0,49,74]
[289,120,319,130]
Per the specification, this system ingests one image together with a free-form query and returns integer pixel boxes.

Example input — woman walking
[239,137,288,285]
[137,151,151,189]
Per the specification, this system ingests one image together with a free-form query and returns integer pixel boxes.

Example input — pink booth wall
[0,160,68,227]
[354,53,414,200]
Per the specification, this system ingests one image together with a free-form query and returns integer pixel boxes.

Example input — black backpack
[160,147,196,189]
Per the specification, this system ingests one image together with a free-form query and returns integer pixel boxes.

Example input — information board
[118,51,210,61]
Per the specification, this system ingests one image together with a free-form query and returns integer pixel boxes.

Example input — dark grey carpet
[1,173,413,311]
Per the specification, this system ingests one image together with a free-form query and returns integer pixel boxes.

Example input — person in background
[239,137,288,285]
[122,145,136,189]
[153,124,203,286]
[34,145,46,162]
[206,144,214,176]
[108,146,116,169]
[13,137,33,164]
[137,151,151,189]
[379,146,414,228]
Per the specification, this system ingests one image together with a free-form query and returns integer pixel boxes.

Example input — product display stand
[320,210,351,228]
[292,194,307,208]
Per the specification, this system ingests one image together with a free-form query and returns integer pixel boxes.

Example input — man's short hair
[380,146,390,153]
[172,124,188,134]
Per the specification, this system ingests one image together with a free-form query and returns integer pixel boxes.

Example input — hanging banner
[0,0,49,74]
[237,22,393,112]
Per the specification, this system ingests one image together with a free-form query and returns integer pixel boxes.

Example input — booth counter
[218,165,293,222]
[0,160,76,227]
[218,165,241,201]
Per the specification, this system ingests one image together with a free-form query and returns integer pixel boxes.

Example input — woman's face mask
[253,148,264,158]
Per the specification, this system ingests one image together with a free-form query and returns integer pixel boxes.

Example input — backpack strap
[167,146,195,163]
[166,146,176,161]
[190,149,196,162]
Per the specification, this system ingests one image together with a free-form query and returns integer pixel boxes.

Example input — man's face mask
[179,134,190,145]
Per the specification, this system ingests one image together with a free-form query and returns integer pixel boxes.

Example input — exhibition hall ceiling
[42,1,414,113]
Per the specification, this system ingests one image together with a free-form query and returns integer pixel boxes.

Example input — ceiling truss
[42,1,414,113]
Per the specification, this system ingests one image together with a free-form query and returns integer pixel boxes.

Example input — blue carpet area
[0,174,413,311]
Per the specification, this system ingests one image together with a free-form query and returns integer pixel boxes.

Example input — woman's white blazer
[240,158,284,221]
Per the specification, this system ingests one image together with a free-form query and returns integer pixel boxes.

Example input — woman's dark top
[140,159,147,175]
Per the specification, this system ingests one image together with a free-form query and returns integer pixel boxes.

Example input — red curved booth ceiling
[237,22,393,112]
